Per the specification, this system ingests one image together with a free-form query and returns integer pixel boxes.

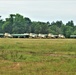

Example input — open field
[0,38,76,75]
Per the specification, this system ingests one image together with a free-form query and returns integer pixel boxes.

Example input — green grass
[0,38,76,75]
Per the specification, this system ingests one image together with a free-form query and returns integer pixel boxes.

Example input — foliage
[31,21,49,34]
[0,17,4,33]
[0,14,76,37]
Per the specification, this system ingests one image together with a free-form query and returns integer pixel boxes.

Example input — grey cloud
[0,0,76,24]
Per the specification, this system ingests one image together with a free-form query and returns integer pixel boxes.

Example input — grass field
[0,38,76,75]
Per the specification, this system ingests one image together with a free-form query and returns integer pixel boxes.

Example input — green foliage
[12,14,26,33]
[31,21,49,34]
[2,21,12,33]
[0,17,4,33]
[72,30,76,35]
[0,14,76,37]
[64,26,73,38]
[66,20,74,27]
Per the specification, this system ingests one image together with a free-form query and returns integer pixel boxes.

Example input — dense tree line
[0,14,76,38]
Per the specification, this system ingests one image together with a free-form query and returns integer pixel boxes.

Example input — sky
[0,0,76,24]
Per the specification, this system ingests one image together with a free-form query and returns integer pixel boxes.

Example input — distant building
[0,33,4,38]
[11,33,29,38]
[70,35,76,38]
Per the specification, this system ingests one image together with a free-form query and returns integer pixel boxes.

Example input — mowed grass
[0,38,76,75]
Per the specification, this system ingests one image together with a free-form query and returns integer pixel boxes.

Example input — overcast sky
[0,0,76,24]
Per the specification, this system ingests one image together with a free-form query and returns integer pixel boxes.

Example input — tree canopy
[0,13,76,38]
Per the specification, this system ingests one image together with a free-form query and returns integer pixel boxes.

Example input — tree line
[0,13,76,38]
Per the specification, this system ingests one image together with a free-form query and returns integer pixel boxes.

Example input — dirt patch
[10,62,20,70]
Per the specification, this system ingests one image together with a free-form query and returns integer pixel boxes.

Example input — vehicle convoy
[0,33,65,38]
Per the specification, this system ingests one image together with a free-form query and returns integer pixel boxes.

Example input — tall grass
[0,38,76,75]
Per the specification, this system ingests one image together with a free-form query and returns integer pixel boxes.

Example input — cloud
[0,0,76,24]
